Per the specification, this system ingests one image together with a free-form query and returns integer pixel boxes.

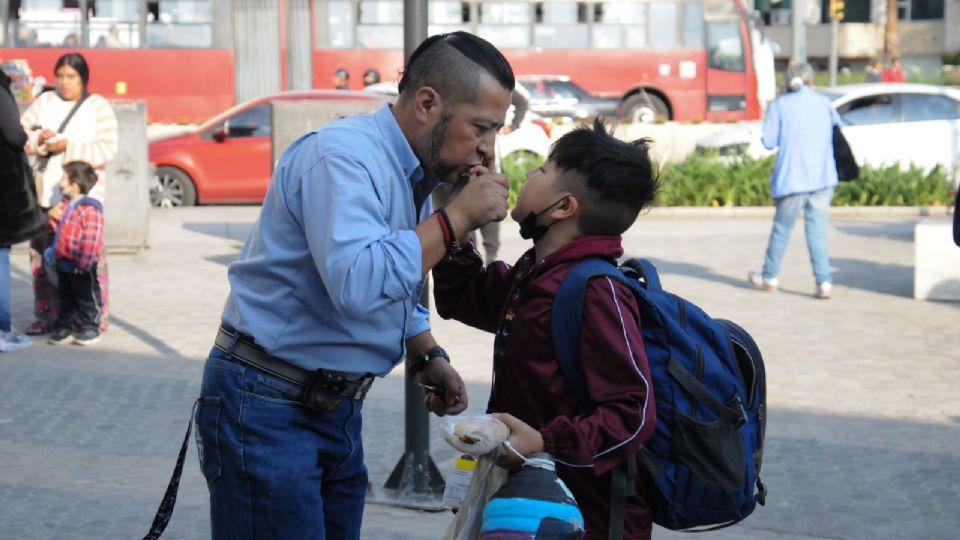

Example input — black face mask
[518,195,569,242]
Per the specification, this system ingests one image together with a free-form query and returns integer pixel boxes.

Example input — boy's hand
[491,412,545,470]
[416,359,468,417]
[445,169,509,233]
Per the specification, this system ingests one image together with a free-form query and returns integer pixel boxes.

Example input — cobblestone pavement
[0,207,957,540]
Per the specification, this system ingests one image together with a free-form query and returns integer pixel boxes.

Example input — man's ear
[412,86,442,125]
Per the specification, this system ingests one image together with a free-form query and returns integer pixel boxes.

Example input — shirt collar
[374,104,425,188]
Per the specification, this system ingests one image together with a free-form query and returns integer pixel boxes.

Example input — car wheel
[151,166,197,207]
[622,93,669,124]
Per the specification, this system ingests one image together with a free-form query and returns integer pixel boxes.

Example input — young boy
[47,161,104,346]
[433,120,659,539]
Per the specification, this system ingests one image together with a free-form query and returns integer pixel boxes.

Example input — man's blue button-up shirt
[762,85,841,199]
[222,104,435,376]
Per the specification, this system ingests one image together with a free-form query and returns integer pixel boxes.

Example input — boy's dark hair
[63,161,99,195]
[398,31,514,108]
[55,52,90,89]
[550,118,658,237]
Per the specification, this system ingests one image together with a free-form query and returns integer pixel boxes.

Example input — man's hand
[491,412,545,470]
[416,358,468,416]
[444,166,509,235]
[47,206,63,221]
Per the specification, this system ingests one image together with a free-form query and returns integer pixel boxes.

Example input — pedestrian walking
[865,58,883,83]
[749,63,840,299]
[333,67,350,90]
[195,31,514,539]
[882,58,906,83]
[362,68,381,87]
[20,52,117,335]
[1,63,46,352]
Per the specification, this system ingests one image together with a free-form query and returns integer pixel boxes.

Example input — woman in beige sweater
[21,53,118,335]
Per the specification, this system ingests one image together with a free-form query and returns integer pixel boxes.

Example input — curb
[641,206,952,219]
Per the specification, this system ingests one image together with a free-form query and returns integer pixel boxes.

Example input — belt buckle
[352,376,374,400]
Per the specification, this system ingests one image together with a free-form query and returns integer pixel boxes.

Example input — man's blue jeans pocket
[199,346,368,539]
[194,396,221,487]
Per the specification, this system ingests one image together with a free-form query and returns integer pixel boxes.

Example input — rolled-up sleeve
[299,153,424,321]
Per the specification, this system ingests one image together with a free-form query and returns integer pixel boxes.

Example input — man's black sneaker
[47,328,73,345]
[72,329,101,346]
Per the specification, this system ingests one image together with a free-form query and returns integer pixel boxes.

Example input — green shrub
[501,150,545,207]
[658,154,773,206]
[659,153,955,207]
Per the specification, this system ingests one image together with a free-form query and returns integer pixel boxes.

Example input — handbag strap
[36,92,90,173]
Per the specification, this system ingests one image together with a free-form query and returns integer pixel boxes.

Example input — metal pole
[792,0,807,64]
[828,17,839,87]
[374,0,446,511]
[0,0,9,47]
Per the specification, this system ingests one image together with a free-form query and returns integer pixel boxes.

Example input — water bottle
[479,453,585,540]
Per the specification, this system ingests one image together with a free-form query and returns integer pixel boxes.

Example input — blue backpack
[551,258,767,536]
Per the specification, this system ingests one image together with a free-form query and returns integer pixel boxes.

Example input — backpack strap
[553,258,623,408]
[552,257,652,540]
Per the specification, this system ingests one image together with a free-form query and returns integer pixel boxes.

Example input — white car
[695,83,960,181]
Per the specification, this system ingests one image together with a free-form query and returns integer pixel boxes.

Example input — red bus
[2,0,759,124]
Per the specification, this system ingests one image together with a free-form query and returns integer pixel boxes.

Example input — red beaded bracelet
[437,208,462,255]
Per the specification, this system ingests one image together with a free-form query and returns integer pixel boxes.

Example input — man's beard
[425,110,460,182]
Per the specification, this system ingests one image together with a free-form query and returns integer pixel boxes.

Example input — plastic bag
[441,452,508,540]
[439,415,510,456]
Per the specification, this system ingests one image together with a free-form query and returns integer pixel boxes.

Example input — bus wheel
[151,166,197,207]
[622,93,669,124]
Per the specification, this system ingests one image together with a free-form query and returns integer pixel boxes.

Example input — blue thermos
[479,453,585,540]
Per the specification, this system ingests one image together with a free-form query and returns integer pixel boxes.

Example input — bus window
[146,1,213,48]
[89,0,139,48]
[357,0,403,48]
[534,2,588,48]
[478,1,530,48]
[707,22,744,72]
[14,0,82,48]
[428,0,470,35]
[650,2,678,49]
[683,1,704,48]
[592,1,647,48]
[317,0,354,48]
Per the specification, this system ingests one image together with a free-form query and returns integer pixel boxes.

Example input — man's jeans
[1,248,11,333]
[762,186,834,286]
[197,347,367,539]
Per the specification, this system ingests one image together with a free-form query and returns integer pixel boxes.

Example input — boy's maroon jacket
[434,235,657,540]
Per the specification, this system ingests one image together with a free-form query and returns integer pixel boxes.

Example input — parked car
[149,90,389,207]
[517,75,621,121]
[151,88,553,207]
[695,83,960,181]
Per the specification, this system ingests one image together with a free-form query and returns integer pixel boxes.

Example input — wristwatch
[408,346,450,374]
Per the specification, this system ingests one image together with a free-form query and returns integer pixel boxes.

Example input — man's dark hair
[550,118,658,237]
[63,161,99,195]
[54,52,90,89]
[398,31,514,107]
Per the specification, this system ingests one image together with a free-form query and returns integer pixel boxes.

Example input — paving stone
[0,208,957,539]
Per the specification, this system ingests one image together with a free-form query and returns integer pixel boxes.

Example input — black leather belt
[215,326,374,401]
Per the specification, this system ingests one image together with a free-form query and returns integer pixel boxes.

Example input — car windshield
[820,91,845,103]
